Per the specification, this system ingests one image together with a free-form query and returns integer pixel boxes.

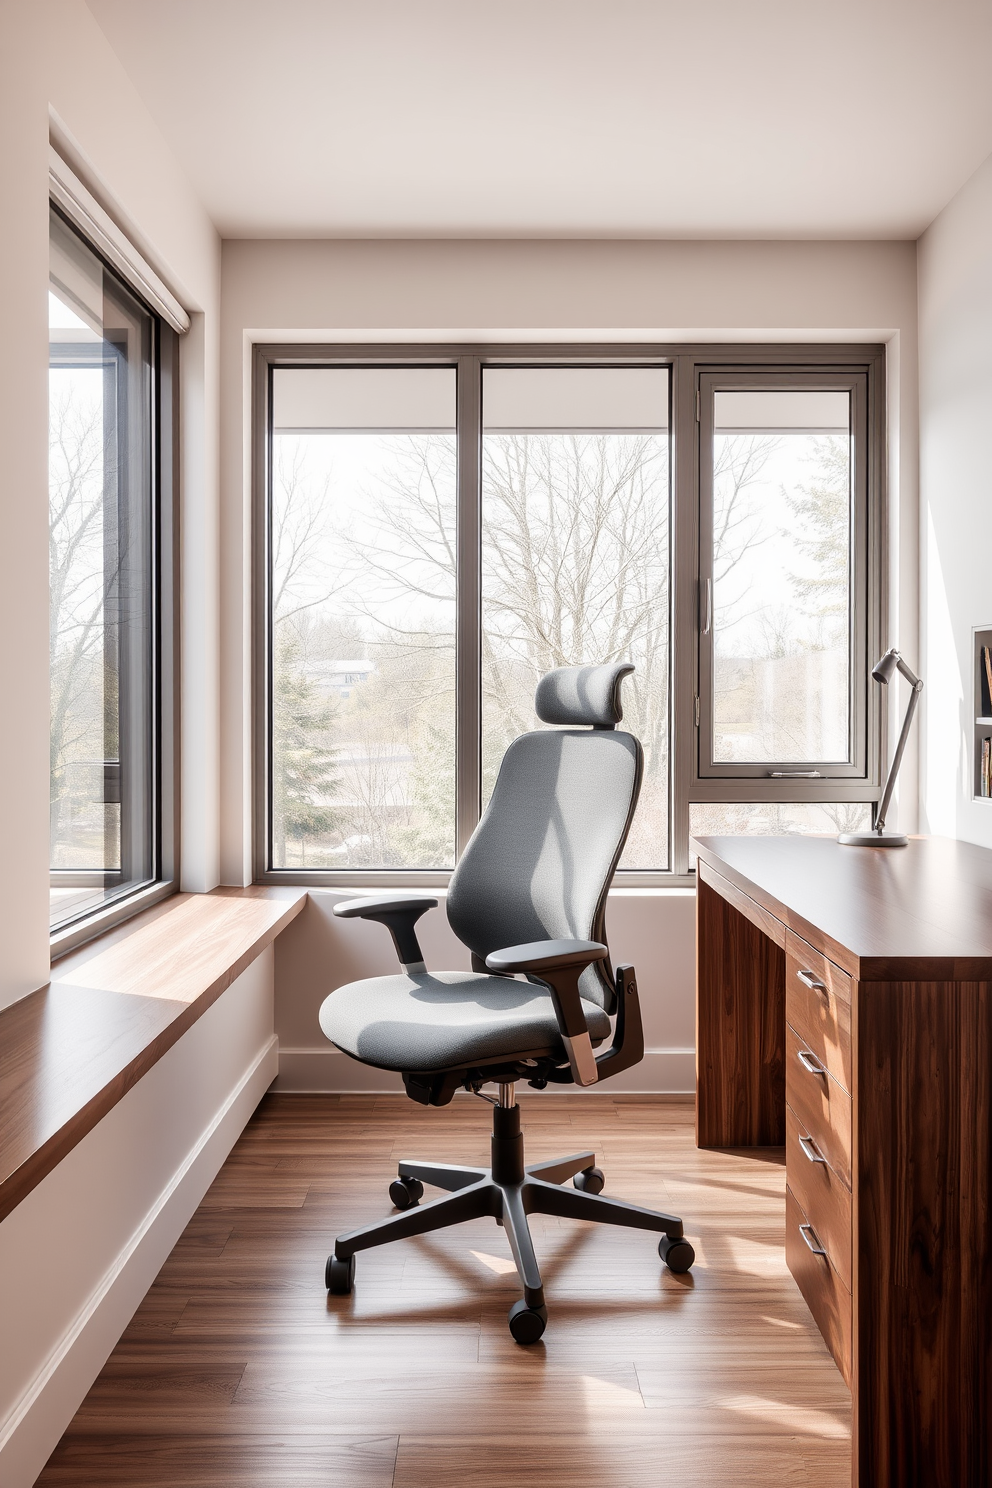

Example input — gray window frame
[49,211,181,959]
[695,365,875,785]
[252,342,885,888]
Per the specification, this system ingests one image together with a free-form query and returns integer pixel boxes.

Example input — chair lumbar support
[318,662,695,1340]
[325,1082,695,1344]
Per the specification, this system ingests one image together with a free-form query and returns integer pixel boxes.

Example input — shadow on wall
[273,888,697,1095]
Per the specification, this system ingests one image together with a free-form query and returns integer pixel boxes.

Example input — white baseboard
[275,1045,695,1095]
[0,1034,277,1488]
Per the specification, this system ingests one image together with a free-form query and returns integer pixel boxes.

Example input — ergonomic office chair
[318,662,693,1344]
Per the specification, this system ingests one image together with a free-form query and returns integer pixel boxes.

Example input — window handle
[768,770,824,778]
[800,1222,828,1257]
[700,577,712,636]
[797,1048,827,1078]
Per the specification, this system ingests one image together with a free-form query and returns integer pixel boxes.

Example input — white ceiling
[87,0,992,240]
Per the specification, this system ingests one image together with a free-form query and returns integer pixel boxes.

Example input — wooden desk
[693,835,992,1488]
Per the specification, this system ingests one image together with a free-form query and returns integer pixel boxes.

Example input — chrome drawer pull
[800,1222,827,1257]
[798,1132,827,1164]
[797,1048,827,1077]
[796,968,827,994]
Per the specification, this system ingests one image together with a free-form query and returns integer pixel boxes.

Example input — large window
[269,367,457,870]
[49,206,177,935]
[256,347,882,882]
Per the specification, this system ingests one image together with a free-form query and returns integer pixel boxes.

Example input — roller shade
[49,147,190,335]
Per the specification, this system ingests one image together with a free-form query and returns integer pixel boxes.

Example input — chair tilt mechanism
[318,662,694,1344]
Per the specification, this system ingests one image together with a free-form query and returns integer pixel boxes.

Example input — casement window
[254,345,883,885]
[48,198,179,946]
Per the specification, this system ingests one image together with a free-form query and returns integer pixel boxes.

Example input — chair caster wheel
[389,1176,424,1210]
[325,1252,355,1294]
[573,1165,605,1194]
[659,1235,695,1273]
[508,1299,548,1345]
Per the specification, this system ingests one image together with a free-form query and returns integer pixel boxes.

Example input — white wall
[221,236,920,1089]
[918,151,992,842]
[0,17,241,1479]
[0,0,223,1016]
[0,6,52,1012]
[0,950,276,1488]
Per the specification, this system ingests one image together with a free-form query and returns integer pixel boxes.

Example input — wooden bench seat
[0,887,305,1223]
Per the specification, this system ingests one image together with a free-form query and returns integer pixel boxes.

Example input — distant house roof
[327,660,374,675]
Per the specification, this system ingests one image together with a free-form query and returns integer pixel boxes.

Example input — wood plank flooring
[38,1093,851,1487]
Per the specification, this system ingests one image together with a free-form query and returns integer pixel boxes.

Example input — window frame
[695,365,873,784]
[252,342,885,888]
[49,207,181,959]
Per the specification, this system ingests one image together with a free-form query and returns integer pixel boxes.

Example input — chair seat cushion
[318,970,611,1073]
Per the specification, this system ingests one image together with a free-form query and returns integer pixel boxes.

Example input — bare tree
[272,443,336,622]
[479,434,669,784]
[305,432,670,862]
[268,427,785,869]
[711,434,781,627]
[49,381,109,860]
[710,431,852,764]
[786,435,850,636]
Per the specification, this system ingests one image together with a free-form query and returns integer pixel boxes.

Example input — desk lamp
[839,648,923,847]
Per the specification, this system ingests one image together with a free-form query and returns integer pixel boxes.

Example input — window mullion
[455,356,482,859]
[670,354,699,876]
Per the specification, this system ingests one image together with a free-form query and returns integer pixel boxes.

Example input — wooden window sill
[0,887,306,1224]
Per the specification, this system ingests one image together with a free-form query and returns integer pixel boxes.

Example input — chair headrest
[534,663,635,729]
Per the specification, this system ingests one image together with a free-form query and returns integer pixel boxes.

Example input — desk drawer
[786,1103,852,1290]
[786,1185,852,1385]
[785,932,852,1007]
[786,1022,852,1186]
[785,935,852,1094]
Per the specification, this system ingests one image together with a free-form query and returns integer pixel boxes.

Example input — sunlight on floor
[722,1393,849,1439]
[581,1373,645,1411]
[720,1234,789,1276]
[471,1250,518,1275]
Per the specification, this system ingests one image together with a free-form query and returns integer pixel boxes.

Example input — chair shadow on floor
[324,1214,695,1332]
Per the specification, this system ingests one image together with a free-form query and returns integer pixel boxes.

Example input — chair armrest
[484,939,607,974]
[485,939,607,1087]
[333,895,439,920]
[332,896,438,971]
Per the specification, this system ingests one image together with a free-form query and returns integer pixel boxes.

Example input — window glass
[260,353,878,880]
[710,389,852,765]
[49,209,155,928]
[269,367,457,869]
[481,367,670,868]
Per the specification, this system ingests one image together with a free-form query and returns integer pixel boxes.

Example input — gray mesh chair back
[446,664,642,1013]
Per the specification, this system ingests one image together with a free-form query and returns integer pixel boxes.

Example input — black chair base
[326,1098,694,1343]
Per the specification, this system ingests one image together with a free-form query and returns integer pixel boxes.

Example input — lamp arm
[895,654,922,690]
[875,676,923,832]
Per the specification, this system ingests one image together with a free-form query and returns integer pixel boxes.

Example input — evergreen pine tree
[272,631,342,864]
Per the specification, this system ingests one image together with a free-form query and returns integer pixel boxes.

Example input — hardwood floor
[38,1093,851,1487]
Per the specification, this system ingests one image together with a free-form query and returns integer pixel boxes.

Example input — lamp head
[871,649,900,685]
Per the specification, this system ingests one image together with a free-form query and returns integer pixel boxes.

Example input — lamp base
[837,831,908,847]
